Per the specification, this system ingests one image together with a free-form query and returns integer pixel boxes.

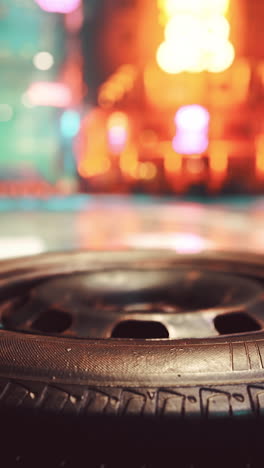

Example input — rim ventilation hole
[214,312,261,335]
[31,309,72,334]
[111,320,169,339]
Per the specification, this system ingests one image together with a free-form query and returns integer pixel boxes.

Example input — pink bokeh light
[173,105,210,155]
[175,105,210,132]
[108,126,128,153]
[35,0,81,14]
[172,131,209,155]
[26,82,72,107]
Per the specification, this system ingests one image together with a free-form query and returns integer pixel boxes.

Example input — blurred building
[1,0,264,195]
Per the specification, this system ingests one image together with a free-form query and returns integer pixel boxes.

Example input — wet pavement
[0,195,264,259]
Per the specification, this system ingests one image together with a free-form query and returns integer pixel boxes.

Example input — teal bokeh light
[60,110,80,138]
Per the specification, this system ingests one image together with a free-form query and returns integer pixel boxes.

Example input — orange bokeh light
[209,141,228,173]
[156,0,234,74]
[256,135,264,176]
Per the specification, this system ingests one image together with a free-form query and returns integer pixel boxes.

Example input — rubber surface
[1,250,264,467]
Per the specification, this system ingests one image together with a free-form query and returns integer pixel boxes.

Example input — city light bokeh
[173,106,210,155]
[35,0,81,14]
[0,0,264,196]
[156,0,235,74]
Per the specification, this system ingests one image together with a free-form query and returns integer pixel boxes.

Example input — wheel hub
[0,253,263,340]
